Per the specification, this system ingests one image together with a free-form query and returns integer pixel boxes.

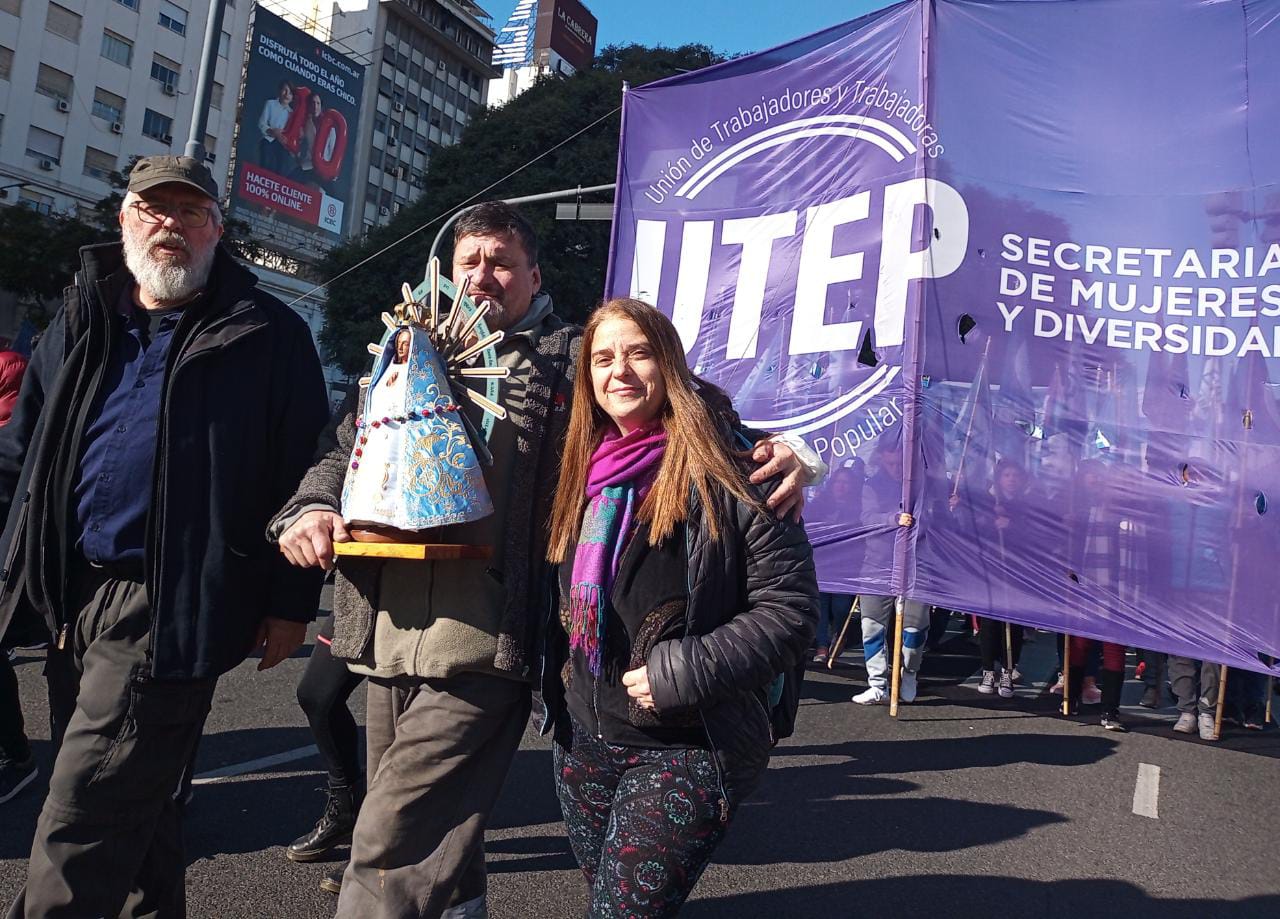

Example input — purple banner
[604,0,1280,676]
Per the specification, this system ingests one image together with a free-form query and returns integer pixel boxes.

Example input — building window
[93,87,126,124]
[0,0,20,18]
[45,3,81,42]
[210,81,224,109]
[83,147,116,181]
[35,64,73,101]
[158,1,187,37]
[218,30,231,58]
[19,189,55,215]
[113,0,139,9]
[142,109,173,142]
[0,46,11,81]
[151,56,180,90]
[101,31,133,67]
[26,126,63,165]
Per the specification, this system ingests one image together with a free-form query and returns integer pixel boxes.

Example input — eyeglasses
[130,200,215,228]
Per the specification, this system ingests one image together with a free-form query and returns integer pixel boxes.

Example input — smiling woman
[588,313,668,434]
[542,297,818,916]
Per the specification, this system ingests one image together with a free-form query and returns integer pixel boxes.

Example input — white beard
[122,223,216,304]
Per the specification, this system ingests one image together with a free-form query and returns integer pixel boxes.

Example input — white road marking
[192,745,319,784]
[1132,762,1160,819]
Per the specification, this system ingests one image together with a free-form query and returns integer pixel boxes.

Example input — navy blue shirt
[73,289,187,565]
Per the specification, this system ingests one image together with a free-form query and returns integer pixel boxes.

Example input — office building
[272,0,499,238]
[488,0,595,108]
[0,0,253,218]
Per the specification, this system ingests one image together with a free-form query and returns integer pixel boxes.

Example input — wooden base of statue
[333,525,492,561]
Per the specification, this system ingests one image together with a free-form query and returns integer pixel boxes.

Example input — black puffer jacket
[540,468,818,808]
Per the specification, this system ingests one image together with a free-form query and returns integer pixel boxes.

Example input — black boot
[319,862,347,895]
[287,783,362,862]
[1099,669,1127,732]
[1064,669,1084,716]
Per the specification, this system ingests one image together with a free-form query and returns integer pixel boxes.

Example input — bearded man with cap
[0,155,330,917]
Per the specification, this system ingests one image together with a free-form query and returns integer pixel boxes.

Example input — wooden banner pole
[889,597,905,718]
[1266,671,1274,726]
[1004,621,1014,676]
[827,596,861,671]
[1061,634,1072,716]
[1214,663,1229,740]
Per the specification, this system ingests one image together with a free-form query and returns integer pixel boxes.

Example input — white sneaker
[852,686,886,705]
[900,670,918,704]
[978,670,997,694]
[1173,711,1197,734]
[997,670,1014,699]
[1198,712,1219,742]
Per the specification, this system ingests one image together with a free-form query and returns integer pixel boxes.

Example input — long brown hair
[547,298,760,562]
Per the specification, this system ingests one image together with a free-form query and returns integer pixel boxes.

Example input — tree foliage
[0,156,265,329]
[319,43,725,376]
[0,203,113,326]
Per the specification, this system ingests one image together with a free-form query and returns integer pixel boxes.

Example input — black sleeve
[647,499,819,712]
[262,315,332,623]
[0,299,70,518]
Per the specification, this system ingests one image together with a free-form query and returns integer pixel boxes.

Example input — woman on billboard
[257,80,294,175]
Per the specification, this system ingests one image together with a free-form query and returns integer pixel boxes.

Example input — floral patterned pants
[553,717,730,917]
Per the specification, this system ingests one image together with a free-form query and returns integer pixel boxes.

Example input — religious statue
[336,265,510,556]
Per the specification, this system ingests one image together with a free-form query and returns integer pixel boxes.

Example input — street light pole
[184,0,230,163]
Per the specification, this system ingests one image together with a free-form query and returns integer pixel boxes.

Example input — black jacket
[0,242,329,677]
[540,469,819,807]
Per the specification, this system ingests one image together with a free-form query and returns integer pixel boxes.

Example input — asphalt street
[3,601,1278,918]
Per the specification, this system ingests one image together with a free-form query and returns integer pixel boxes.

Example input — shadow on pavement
[773,732,1118,773]
[192,726,320,775]
[686,876,1280,918]
[490,748,562,832]
[703,733,1107,867]
[485,835,577,874]
[183,771,332,862]
[0,739,54,860]
[720,793,1066,866]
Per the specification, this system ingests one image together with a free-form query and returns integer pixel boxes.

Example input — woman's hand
[622,665,656,710]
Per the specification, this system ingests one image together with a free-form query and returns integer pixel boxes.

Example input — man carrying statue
[273,201,824,919]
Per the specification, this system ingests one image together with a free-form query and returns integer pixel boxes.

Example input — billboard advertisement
[536,0,596,72]
[230,8,364,240]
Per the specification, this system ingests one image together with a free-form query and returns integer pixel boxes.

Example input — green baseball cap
[127,155,219,201]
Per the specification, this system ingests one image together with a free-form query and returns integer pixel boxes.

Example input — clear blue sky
[488,1,898,59]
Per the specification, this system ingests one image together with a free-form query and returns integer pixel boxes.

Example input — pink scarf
[568,424,668,676]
